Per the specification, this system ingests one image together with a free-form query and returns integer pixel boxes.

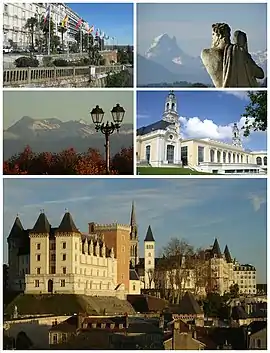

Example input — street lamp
[90,103,125,174]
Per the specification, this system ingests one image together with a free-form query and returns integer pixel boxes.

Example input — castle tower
[130,201,139,267]
[144,225,155,289]
[162,91,180,125]
[7,216,28,291]
[224,245,234,291]
[54,211,81,292]
[210,238,225,295]
[232,123,242,148]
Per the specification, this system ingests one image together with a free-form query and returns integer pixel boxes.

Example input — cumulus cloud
[179,116,255,141]
[248,193,266,212]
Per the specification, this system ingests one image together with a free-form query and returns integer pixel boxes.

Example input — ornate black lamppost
[90,103,125,174]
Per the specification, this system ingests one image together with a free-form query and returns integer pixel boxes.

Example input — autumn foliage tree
[4,146,133,175]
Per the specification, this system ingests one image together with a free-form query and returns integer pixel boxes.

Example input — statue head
[211,23,231,48]
[234,30,248,51]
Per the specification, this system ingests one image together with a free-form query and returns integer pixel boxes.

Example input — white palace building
[136,91,267,175]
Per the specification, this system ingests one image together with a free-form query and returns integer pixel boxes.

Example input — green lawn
[137,167,213,175]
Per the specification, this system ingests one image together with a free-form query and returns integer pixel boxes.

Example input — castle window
[53,334,57,344]
[148,253,151,257]
[51,266,56,274]
[36,243,41,250]
[51,254,56,261]
[122,246,125,252]
[62,254,66,261]
[133,283,136,291]
[37,267,41,274]
[60,280,65,287]
[63,242,66,249]
[63,267,66,274]
[148,261,151,265]
[50,242,56,250]
[37,254,41,261]
[35,280,39,287]
[62,333,67,343]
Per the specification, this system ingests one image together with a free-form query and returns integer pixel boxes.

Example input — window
[217,150,221,163]
[37,267,41,274]
[198,146,204,163]
[148,252,151,257]
[75,254,77,261]
[35,280,39,287]
[257,339,261,349]
[122,246,125,252]
[60,280,65,287]
[37,254,41,261]
[51,266,56,274]
[223,151,226,163]
[263,156,267,166]
[75,243,78,250]
[4,4,8,14]
[53,334,57,344]
[51,254,56,261]
[148,260,151,265]
[62,254,66,261]
[256,157,262,165]
[181,146,188,166]
[63,267,66,274]
[133,284,136,291]
[63,242,66,249]
[50,242,56,250]
[37,243,41,250]
[166,145,174,164]
[62,333,67,343]
[210,149,215,163]
[146,145,151,163]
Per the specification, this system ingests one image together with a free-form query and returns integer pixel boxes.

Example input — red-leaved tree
[4,146,133,175]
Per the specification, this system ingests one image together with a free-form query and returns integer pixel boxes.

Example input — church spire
[232,123,242,148]
[162,91,179,125]
[130,201,137,240]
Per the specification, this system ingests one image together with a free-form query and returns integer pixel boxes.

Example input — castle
[137,91,267,175]
[7,203,256,298]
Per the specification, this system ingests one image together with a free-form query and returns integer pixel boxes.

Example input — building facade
[3,3,81,49]
[7,203,140,298]
[137,91,267,175]
[136,227,257,296]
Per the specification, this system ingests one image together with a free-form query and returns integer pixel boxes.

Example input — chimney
[125,312,129,328]
[159,313,164,329]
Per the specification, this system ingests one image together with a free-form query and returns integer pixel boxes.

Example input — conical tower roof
[58,212,79,233]
[32,212,51,234]
[144,225,155,242]
[212,238,222,258]
[224,245,233,263]
[8,216,24,239]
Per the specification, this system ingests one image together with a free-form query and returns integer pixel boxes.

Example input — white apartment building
[233,263,257,295]
[137,91,267,175]
[3,3,81,49]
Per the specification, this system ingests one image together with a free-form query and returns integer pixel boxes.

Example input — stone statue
[201,23,264,87]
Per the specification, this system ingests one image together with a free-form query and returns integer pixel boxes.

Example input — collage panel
[3,178,267,349]
[3,90,134,175]
[136,90,267,175]
[137,3,267,88]
[3,2,134,88]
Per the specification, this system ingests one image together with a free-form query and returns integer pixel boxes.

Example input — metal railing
[3,65,124,86]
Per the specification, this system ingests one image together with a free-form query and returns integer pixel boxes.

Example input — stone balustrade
[3,65,124,86]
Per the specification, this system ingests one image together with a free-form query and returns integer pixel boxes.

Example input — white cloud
[222,91,249,101]
[137,113,151,120]
[248,193,266,212]
[179,115,256,141]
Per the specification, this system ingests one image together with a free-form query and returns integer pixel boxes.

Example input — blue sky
[3,178,267,283]
[69,3,133,45]
[137,3,267,55]
[137,91,267,151]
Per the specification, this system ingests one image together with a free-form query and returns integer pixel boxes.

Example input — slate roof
[31,212,51,234]
[129,269,140,281]
[212,239,222,258]
[224,245,233,263]
[57,212,80,233]
[170,291,203,315]
[144,225,155,242]
[137,120,171,136]
[8,217,24,240]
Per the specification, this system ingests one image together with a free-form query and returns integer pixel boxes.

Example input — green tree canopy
[242,91,267,136]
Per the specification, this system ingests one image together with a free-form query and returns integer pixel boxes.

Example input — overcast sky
[3,91,133,129]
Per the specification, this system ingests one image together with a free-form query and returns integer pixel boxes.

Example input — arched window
[145,145,151,163]
[256,157,262,165]
[263,156,267,166]
[228,153,231,163]
[237,154,240,163]
[167,145,175,164]
[233,154,235,163]
[217,150,221,163]
[166,102,169,110]
[172,102,175,110]
[241,155,243,163]
[210,149,215,163]
[246,155,249,164]
[148,253,151,257]
[223,151,226,163]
